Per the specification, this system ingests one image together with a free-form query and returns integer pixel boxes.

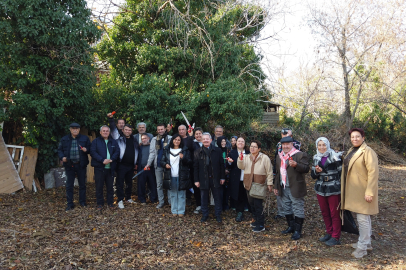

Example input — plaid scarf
[70,138,80,162]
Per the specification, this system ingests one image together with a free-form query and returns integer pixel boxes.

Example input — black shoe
[274,214,283,220]
[291,217,304,240]
[65,205,74,211]
[319,234,331,242]
[235,212,244,222]
[216,216,222,223]
[97,205,103,211]
[80,203,87,207]
[186,198,192,206]
[250,222,257,227]
[281,214,295,234]
[201,216,209,222]
[108,204,115,210]
[325,237,340,246]
[253,225,265,232]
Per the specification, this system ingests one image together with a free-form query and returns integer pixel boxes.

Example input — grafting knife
[181,111,194,130]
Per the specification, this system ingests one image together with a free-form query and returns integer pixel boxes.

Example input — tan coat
[237,152,273,190]
[341,143,379,215]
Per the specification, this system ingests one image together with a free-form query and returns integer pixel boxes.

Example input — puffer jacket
[311,152,342,197]
[160,146,192,190]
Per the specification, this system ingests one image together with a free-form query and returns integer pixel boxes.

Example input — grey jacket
[147,135,172,168]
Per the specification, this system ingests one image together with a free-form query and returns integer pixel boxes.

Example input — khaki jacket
[237,152,273,190]
[341,143,379,215]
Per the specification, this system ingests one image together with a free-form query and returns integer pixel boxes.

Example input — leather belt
[320,175,338,182]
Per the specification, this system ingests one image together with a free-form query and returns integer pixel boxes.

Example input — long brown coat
[274,152,309,198]
[341,142,379,215]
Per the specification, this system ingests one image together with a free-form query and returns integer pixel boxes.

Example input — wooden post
[19,147,39,191]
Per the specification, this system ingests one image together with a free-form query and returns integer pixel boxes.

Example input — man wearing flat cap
[274,136,309,240]
[58,123,91,211]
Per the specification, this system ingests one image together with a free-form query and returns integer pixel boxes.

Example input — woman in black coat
[227,137,250,222]
[161,134,192,216]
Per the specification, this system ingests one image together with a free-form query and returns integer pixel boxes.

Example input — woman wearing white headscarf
[311,137,343,246]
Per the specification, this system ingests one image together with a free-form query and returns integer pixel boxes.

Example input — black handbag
[163,169,171,190]
[341,210,359,235]
[163,179,171,190]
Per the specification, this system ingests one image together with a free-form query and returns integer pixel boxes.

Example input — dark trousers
[94,168,114,206]
[190,168,201,206]
[247,191,264,226]
[137,169,158,203]
[317,194,341,239]
[200,179,223,217]
[233,181,249,213]
[222,184,230,210]
[192,185,201,207]
[116,164,134,201]
[65,164,86,207]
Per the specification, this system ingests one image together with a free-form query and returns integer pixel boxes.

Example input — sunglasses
[281,128,291,135]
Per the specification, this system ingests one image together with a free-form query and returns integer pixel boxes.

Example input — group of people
[57,115,379,259]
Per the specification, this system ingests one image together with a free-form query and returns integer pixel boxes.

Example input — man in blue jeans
[194,133,226,223]
[58,123,91,211]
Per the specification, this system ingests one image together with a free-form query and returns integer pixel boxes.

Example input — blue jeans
[65,164,86,207]
[169,177,186,214]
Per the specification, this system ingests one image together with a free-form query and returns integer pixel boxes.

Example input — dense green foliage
[0,0,102,177]
[97,0,268,130]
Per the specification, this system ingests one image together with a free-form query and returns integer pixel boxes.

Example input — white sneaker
[194,206,201,214]
[127,199,136,204]
[118,200,124,209]
[351,248,367,258]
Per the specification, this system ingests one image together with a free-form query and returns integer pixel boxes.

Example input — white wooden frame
[5,145,25,175]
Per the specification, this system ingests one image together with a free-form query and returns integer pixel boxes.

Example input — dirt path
[1,165,405,269]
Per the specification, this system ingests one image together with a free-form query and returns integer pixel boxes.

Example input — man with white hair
[90,125,120,210]
[134,122,153,145]
[194,133,226,223]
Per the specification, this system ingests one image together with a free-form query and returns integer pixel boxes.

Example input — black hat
[280,137,293,143]
[69,123,80,128]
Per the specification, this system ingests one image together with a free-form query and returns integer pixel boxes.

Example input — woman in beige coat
[341,128,379,259]
[237,140,273,233]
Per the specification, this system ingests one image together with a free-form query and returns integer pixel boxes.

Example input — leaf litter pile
[1,165,405,269]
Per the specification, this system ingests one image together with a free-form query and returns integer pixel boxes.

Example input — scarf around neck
[278,147,300,188]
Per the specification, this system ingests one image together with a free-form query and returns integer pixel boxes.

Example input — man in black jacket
[107,113,125,139]
[57,123,91,211]
[194,132,226,223]
[90,125,120,210]
[114,124,139,209]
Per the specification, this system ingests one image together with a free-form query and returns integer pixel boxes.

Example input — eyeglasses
[250,146,258,149]
[281,128,291,135]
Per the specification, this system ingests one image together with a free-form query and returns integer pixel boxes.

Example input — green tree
[0,0,102,179]
[97,0,269,131]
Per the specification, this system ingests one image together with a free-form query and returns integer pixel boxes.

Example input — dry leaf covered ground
[1,165,405,270]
